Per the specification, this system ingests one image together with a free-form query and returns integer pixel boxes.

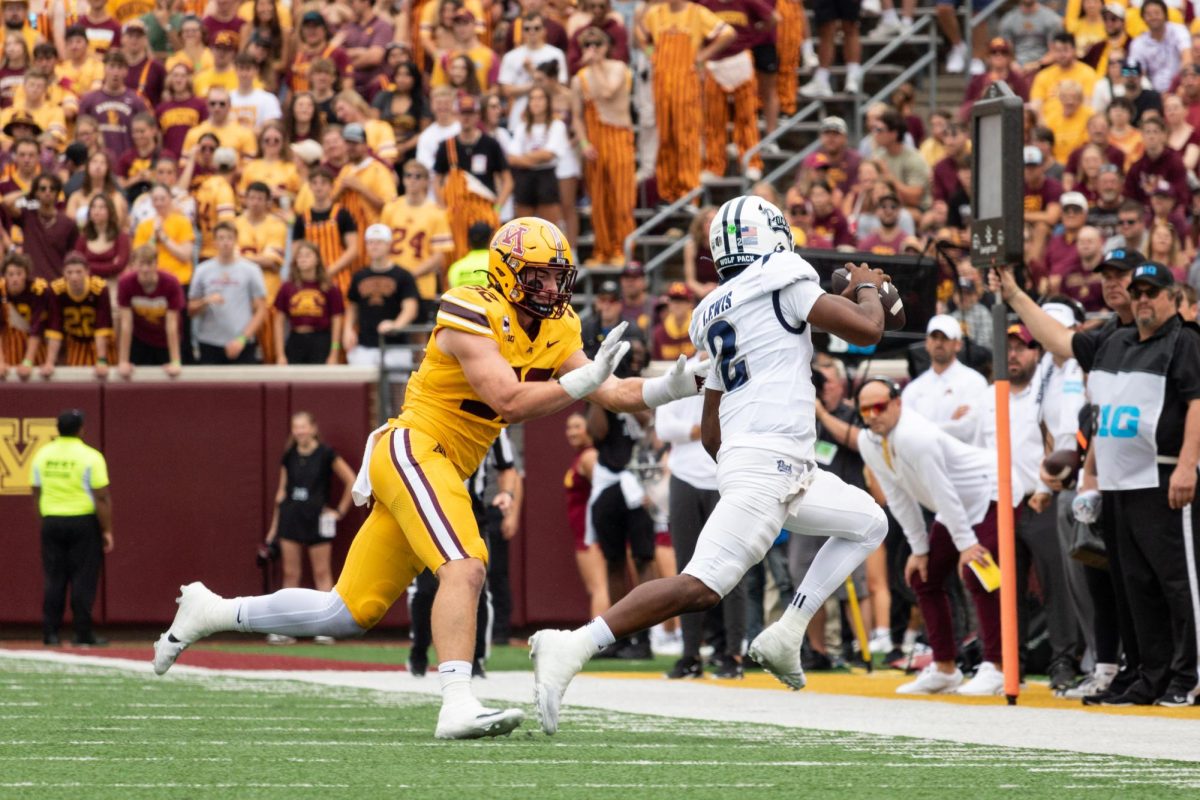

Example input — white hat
[291,138,323,165]
[365,223,392,242]
[926,314,963,340]
[1023,145,1043,166]
[1041,302,1079,329]
[1060,191,1088,211]
[1103,2,1125,18]
[213,146,238,169]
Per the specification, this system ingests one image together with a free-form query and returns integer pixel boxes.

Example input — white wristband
[641,374,676,408]
[559,363,607,399]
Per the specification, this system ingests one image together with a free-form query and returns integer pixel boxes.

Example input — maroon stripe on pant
[401,430,469,558]
[389,430,452,562]
[910,501,1003,665]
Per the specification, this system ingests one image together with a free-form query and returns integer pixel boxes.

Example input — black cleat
[666,655,703,679]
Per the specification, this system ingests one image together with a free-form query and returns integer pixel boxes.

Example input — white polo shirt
[858,409,997,555]
[656,394,717,492]
[900,358,989,444]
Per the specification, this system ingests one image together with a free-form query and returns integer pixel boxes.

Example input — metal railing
[963,0,1009,65]
[621,184,704,269]
[739,100,823,175]
[851,15,938,141]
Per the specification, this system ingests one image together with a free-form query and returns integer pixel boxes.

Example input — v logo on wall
[0,418,58,495]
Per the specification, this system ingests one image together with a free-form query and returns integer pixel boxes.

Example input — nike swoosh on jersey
[547,340,560,347]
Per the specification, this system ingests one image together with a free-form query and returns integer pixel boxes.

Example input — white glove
[642,354,707,408]
[559,321,630,399]
[1072,489,1102,525]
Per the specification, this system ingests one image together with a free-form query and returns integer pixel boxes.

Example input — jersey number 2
[705,321,749,391]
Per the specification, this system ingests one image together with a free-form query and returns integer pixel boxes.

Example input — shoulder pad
[50,278,66,294]
[30,278,47,295]
[758,251,820,293]
[89,276,106,293]
[436,285,503,336]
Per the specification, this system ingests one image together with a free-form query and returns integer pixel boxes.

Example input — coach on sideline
[30,410,114,647]
[998,262,1200,707]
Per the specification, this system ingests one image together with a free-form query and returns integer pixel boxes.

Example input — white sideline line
[1,649,1196,762]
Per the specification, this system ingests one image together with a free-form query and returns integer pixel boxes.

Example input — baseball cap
[1007,324,1035,347]
[213,146,238,168]
[988,37,1011,54]
[1060,191,1088,211]
[1130,261,1175,288]
[290,138,323,165]
[1041,300,1084,328]
[819,116,848,135]
[213,30,239,49]
[1103,2,1126,18]
[1023,145,1043,166]
[597,279,620,297]
[666,282,691,301]
[1121,59,1143,76]
[1095,247,1143,273]
[365,224,392,242]
[620,262,645,278]
[453,8,475,21]
[926,314,963,340]
[301,10,326,25]
[122,18,147,33]
[342,122,366,143]
[456,94,479,114]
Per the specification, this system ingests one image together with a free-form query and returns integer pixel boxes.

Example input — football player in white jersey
[531,196,893,733]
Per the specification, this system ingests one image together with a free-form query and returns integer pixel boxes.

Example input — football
[831,267,907,331]
[1043,448,1081,487]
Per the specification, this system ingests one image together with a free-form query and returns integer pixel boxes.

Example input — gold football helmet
[487,217,576,319]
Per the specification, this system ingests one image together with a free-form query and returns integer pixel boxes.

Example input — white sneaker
[747,624,806,690]
[896,664,963,694]
[958,662,1005,696]
[900,17,914,34]
[312,635,335,645]
[868,630,895,655]
[434,702,524,739]
[744,166,762,181]
[1062,667,1117,698]
[152,582,229,676]
[844,71,862,95]
[873,18,902,38]
[802,42,819,71]
[969,58,986,75]
[530,629,592,735]
[266,633,296,645]
[946,43,968,74]
[699,170,721,184]
[760,141,782,157]
[799,75,833,99]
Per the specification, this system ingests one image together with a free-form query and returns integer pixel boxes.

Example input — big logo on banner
[0,418,57,495]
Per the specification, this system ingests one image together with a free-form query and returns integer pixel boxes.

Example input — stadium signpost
[970,81,1023,705]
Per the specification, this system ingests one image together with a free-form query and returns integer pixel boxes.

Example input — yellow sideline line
[589,670,1199,719]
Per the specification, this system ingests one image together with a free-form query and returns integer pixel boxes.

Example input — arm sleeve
[492,429,516,471]
[858,430,930,553]
[1170,328,1200,402]
[920,441,980,551]
[336,208,357,236]
[249,266,267,299]
[88,452,110,489]
[1070,328,1099,371]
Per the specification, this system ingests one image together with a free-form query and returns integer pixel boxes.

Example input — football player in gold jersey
[152,216,706,739]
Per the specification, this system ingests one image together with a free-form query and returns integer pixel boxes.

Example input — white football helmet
[709,195,794,276]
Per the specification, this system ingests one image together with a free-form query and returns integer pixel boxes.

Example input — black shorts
[752,42,778,74]
[284,330,332,364]
[277,501,330,547]
[592,483,656,565]
[129,337,169,366]
[813,0,861,25]
[512,167,560,207]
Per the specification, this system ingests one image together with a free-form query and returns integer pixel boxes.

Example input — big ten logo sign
[0,418,58,495]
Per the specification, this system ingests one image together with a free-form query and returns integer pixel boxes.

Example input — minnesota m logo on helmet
[487,217,577,320]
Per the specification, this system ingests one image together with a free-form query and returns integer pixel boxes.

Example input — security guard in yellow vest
[30,410,114,646]
[447,222,494,289]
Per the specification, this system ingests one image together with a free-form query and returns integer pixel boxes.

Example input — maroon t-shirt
[0,66,24,108]
[78,88,149,157]
[18,209,79,282]
[698,0,773,57]
[117,270,184,349]
[811,209,855,248]
[274,281,345,331]
[125,56,167,107]
[202,14,244,43]
[1125,148,1190,206]
[1023,176,1063,216]
[931,156,966,204]
[858,227,907,255]
[80,15,122,52]
[155,97,208,156]
[72,233,131,279]
[1,278,49,337]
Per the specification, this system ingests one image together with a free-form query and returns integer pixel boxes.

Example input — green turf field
[2,658,1198,800]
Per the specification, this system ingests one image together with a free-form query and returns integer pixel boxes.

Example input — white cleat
[434,704,524,739]
[530,629,591,734]
[957,661,1005,696]
[747,625,806,690]
[152,582,228,675]
[896,663,963,694]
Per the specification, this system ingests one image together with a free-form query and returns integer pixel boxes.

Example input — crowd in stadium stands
[1,0,1199,704]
